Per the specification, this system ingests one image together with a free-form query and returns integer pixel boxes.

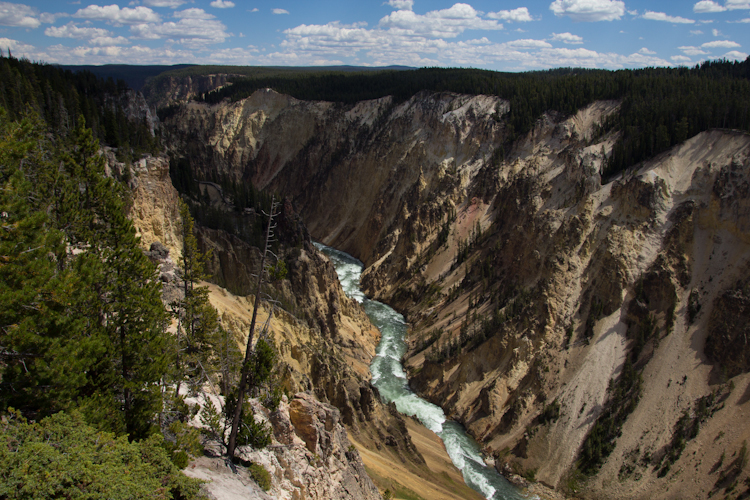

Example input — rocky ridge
[160,88,750,499]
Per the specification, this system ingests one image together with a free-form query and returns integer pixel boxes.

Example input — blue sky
[0,0,747,70]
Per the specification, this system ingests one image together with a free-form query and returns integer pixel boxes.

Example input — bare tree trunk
[226,197,276,460]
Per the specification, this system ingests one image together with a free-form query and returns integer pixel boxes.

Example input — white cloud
[74,5,161,25]
[174,8,215,20]
[506,39,552,48]
[642,11,695,23]
[272,8,289,15]
[51,44,194,64]
[0,36,36,54]
[549,0,626,22]
[142,0,187,7]
[530,47,670,68]
[712,28,722,35]
[204,46,261,64]
[250,8,259,13]
[90,35,130,46]
[8,24,678,70]
[678,45,709,55]
[690,29,704,34]
[551,32,584,44]
[130,9,228,47]
[724,50,748,59]
[378,3,503,38]
[39,12,68,24]
[45,22,111,39]
[639,47,656,54]
[210,0,235,8]
[487,7,533,22]
[277,18,672,70]
[0,1,41,28]
[726,0,750,9]
[671,55,692,63]
[385,0,414,10]
[701,39,741,47]
[732,17,750,21]
[0,39,243,65]
[693,0,726,12]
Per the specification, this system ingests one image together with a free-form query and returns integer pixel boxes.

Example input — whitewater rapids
[317,244,527,500]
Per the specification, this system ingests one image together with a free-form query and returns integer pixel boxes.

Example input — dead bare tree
[226,196,278,460]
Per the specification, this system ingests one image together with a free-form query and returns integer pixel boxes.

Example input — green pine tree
[172,200,219,393]
[0,110,83,417]
[1,110,171,439]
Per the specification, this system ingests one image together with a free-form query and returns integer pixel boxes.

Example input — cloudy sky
[0,0,747,70]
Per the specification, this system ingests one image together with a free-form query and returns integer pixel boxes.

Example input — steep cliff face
[119,153,183,260]
[161,89,750,499]
[164,89,505,269]
[143,74,237,109]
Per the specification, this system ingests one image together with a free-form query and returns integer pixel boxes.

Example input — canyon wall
[143,73,237,110]
[161,88,750,499]
[121,148,446,499]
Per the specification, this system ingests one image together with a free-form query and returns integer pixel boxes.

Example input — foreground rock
[184,393,380,500]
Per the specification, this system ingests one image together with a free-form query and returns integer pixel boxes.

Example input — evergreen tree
[172,200,219,393]
[0,110,170,439]
[60,118,169,438]
[0,110,86,417]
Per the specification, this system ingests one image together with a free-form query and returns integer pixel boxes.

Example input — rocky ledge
[185,392,381,500]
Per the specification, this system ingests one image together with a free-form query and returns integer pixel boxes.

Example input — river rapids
[317,244,527,500]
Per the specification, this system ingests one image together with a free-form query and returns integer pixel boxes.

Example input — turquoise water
[317,244,526,500]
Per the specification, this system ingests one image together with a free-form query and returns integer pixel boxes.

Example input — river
[316,244,527,500]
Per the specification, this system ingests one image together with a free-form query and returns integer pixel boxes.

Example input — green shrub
[248,462,272,491]
[238,409,272,449]
[0,409,203,499]
[172,450,190,469]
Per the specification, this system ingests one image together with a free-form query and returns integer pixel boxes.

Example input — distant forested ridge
[0,53,159,160]
[198,58,750,177]
[60,63,196,92]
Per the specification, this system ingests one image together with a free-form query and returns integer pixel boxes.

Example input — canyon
[125,138,482,500]
[142,80,750,499]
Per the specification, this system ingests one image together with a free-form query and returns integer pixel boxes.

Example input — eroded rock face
[288,392,340,456]
[242,393,382,500]
[705,268,750,378]
[185,393,380,500]
[115,152,183,260]
[163,89,507,273]
[142,73,238,110]
[124,125,426,485]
